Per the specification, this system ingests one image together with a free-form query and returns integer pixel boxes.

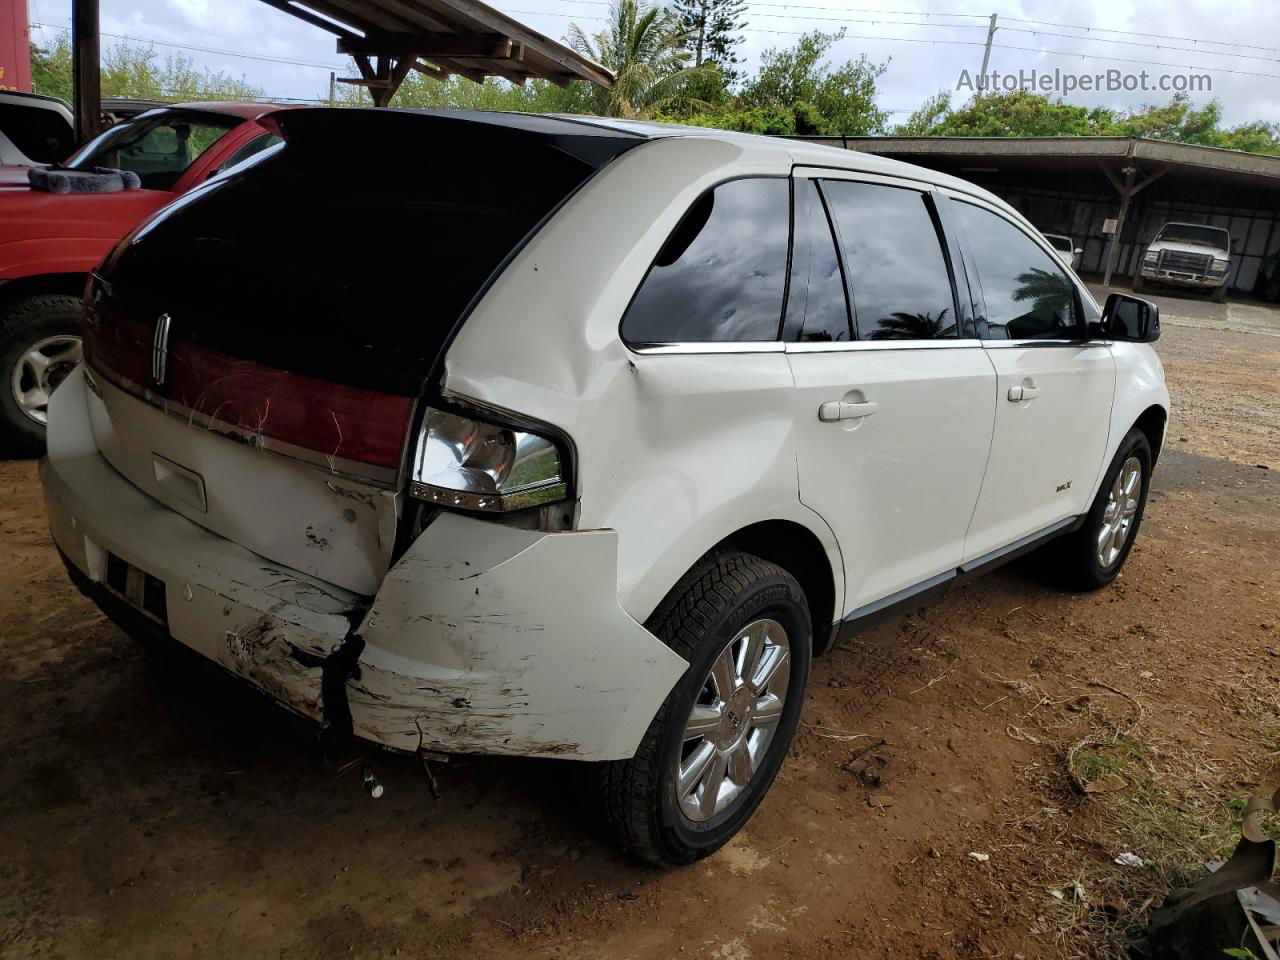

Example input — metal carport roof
[257,0,614,105]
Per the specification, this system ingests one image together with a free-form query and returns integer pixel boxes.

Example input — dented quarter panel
[440,136,846,625]
[350,511,690,760]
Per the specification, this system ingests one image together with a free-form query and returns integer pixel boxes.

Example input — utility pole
[71,0,102,143]
[978,13,998,85]
[329,71,336,106]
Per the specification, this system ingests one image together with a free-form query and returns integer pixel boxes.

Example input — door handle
[1007,385,1041,402]
[819,400,880,422]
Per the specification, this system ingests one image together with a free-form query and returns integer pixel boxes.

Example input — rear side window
[622,178,790,344]
[784,179,851,342]
[822,181,958,341]
[953,202,1080,340]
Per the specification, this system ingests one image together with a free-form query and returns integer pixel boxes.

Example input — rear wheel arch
[708,519,839,656]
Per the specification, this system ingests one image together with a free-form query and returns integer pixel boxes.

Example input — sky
[23,0,1280,127]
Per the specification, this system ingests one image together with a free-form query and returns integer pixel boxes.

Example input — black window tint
[622,178,790,343]
[822,181,958,341]
[954,203,1080,340]
[787,180,851,342]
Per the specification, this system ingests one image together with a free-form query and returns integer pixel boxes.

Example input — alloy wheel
[11,335,82,426]
[1097,455,1142,569]
[676,618,791,822]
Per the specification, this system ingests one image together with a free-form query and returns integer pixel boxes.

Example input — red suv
[0,101,287,454]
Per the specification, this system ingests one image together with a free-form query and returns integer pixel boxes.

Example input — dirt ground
[3,305,1278,960]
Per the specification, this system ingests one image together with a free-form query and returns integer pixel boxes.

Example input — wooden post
[1102,165,1135,289]
[71,0,102,143]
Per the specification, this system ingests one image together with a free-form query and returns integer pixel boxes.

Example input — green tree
[894,90,950,136]
[28,34,262,103]
[332,69,585,113]
[566,0,710,118]
[739,30,888,135]
[31,37,73,101]
[925,90,1112,137]
[673,0,746,82]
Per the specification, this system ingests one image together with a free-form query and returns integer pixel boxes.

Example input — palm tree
[868,308,952,340]
[567,0,709,118]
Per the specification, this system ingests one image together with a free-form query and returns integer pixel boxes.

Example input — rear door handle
[819,400,880,422]
[1008,385,1041,402]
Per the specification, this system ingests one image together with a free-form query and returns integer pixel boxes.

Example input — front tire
[1051,428,1153,590]
[601,552,812,866]
[0,294,84,457]
[1211,283,1228,303]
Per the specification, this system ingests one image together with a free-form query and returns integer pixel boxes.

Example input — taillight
[408,405,568,512]
[84,299,414,485]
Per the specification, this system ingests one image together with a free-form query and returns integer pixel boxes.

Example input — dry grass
[990,668,1280,959]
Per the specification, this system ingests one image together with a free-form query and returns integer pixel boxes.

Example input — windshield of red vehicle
[68,112,239,190]
[1154,224,1230,248]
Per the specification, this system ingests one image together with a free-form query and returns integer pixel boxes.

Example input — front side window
[954,202,1080,341]
[822,181,958,341]
[69,112,238,190]
[621,178,790,344]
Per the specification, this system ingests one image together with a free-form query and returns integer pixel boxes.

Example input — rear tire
[1050,428,1152,591]
[0,294,84,458]
[601,552,812,866]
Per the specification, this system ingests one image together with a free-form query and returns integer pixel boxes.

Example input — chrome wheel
[10,335,82,426]
[1097,455,1142,568]
[676,618,791,823]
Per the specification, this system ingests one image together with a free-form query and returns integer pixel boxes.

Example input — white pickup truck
[1134,222,1233,302]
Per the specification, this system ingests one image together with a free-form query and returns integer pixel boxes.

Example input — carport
[802,136,1280,296]
[66,0,611,139]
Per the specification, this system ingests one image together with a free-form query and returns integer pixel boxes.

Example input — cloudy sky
[25,0,1280,127]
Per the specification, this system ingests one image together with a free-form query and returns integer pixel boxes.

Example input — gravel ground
[2,307,1278,960]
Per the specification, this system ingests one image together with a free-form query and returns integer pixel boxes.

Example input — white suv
[41,109,1169,865]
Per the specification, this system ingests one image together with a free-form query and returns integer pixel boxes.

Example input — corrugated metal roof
[258,0,613,97]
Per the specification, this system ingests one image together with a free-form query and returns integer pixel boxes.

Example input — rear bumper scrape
[348,511,690,761]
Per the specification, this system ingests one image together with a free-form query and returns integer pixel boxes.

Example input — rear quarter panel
[440,136,844,624]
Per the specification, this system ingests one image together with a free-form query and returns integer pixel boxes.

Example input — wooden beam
[409,60,449,81]
[337,33,512,59]
[416,0,613,88]
[258,0,364,42]
[72,0,103,142]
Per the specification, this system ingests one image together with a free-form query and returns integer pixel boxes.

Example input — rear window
[621,178,790,344]
[95,111,638,395]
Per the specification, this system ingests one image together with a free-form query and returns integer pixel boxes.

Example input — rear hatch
[81,108,643,595]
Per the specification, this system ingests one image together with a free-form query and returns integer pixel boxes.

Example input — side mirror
[1102,293,1160,342]
[1074,247,1083,256]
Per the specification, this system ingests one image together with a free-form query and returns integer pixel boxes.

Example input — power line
[29,21,345,70]
[992,42,1280,82]
[996,24,1280,65]
[1000,15,1280,57]
[545,0,1280,57]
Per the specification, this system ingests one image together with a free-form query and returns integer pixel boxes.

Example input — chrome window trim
[785,338,983,353]
[791,165,935,194]
[627,341,786,355]
[983,339,1109,349]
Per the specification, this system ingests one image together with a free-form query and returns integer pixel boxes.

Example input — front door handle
[1008,384,1042,402]
[819,399,880,422]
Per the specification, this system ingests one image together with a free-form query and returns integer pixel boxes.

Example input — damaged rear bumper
[42,367,688,761]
